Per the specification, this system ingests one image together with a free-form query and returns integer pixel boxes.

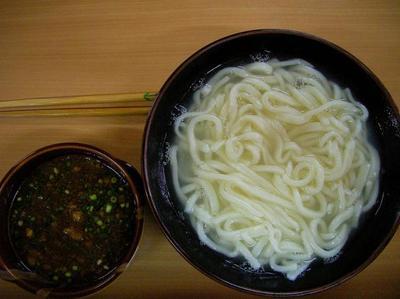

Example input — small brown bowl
[0,143,144,297]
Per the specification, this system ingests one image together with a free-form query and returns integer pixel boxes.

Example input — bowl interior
[143,30,400,295]
[0,144,143,297]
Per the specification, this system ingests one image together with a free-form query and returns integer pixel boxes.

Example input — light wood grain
[0,1,399,298]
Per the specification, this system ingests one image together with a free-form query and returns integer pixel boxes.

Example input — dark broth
[8,154,135,287]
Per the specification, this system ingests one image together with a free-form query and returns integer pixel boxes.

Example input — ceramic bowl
[0,143,144,297]
[142,29,400,296]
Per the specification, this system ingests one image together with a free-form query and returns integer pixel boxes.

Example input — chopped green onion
[111,177,117,184]
[53,167,59,174]
[110,196,117,203]
[65,271,71,277]
[105,204,112,213]
[72,265,78,271]
[89,194,97,201]
[96,259,102,265]
[96,219,103,226]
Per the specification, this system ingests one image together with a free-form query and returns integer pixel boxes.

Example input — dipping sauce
[8,154,135,287]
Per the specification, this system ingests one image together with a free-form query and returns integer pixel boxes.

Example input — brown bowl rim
[142,29,400,297]
[0,142,144,297]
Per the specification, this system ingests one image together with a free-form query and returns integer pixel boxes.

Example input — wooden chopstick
[0,92,157,117]
[0,92,157,110]
[0,106,151,117]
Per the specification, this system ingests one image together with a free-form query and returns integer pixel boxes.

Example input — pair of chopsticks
[0,92,158,117]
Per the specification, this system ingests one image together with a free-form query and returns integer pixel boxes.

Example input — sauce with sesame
[8,154,135,287]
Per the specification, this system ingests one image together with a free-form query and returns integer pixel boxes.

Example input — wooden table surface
[0,1,399,298]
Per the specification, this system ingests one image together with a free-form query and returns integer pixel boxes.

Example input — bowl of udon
[142,29,400,296]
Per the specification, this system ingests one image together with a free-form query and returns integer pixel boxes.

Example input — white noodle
[170,59,380,280]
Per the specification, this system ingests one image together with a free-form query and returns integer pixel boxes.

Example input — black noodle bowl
[142,29,400,296]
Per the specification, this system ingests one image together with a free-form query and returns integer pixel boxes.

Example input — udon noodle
[169,58,380,280]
